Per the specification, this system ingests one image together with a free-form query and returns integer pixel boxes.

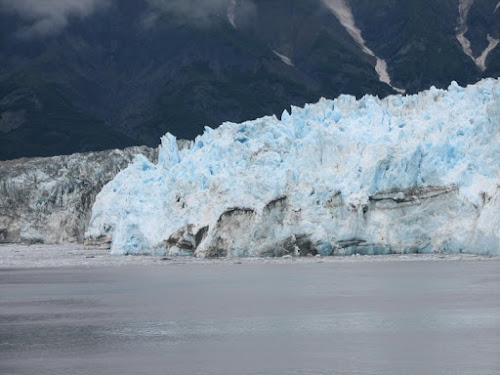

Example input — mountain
[0,0,499,160]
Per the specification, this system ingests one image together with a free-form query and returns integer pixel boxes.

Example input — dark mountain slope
[0,0,498,160]
[0,73,136,160]
[350,0,479,91]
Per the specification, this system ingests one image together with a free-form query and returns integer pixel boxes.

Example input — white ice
[86,78,500,257]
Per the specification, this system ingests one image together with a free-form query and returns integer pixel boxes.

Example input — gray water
[1,260,499,375]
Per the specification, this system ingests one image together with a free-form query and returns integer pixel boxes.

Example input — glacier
[0,146,158,245]
[85,78,500,257]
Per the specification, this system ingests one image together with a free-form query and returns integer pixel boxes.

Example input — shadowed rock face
[0,146,157,244]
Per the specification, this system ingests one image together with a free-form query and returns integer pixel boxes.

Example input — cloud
[0,0,256,37]
[0,0,110,38]
[145,0,230,24]
[144,0,256,27]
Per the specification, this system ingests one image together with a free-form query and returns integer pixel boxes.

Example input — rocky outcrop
[0,146,157,244]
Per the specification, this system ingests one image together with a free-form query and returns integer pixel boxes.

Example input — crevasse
[85,78,500,257]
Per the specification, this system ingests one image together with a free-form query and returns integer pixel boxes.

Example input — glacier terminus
[85,78,500,257]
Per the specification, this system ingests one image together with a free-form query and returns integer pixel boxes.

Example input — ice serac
[86,78,500,257]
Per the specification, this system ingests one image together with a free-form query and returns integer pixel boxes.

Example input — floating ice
[86,78,500,257]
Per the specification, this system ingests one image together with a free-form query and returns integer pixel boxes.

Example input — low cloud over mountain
[0,0,110,38]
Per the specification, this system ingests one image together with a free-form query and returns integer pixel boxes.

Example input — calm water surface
[1,260,499,375]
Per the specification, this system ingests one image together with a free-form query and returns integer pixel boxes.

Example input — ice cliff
[86,78,500,257]
[0,146,157,244]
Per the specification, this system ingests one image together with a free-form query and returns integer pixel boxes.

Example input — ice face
[85,78,500,257]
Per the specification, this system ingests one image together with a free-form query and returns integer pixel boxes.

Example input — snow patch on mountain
[272,50,294,66]
[321,0,405,94]
[227,0,237,28]
[86,78,500,257]
[456,0,499,71]
[476,35,500,71]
